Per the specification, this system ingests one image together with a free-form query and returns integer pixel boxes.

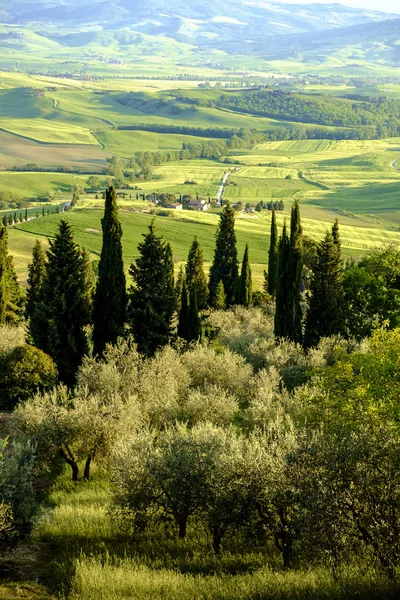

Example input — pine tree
[26,240,46,321]
[128,221,176,356]
[287,200,303,343]
[177,282,190,340]
[267,210,279,296]
[186,236,209,309]
[214,280,226,310]
[304,227,344,348]
[274,222,290,338]
[29,220,89,386]
[238,244,252,306]
[209,202,238,306]
[0,226,24,324]
[92,186,127,356]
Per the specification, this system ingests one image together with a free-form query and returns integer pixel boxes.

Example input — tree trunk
[59,447,79,481]
[212,528,223,556]
[178,520,187,539]
[83,454,92,480]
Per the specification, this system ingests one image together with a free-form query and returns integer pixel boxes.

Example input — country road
[217,171,232,205]
[390,156,400,169]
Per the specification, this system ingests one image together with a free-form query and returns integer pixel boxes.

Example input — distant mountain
[2,1,398,36]
[251,17,400,65]
[1,0,399,67]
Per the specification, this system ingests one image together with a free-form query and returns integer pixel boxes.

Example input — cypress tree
[186,236,209,309]
[209,202,238,307]
[238,244,252,306]
[81,247,96,319]
[0,226,8,324]
[332,218,340,246]
[29,220,88,385]
[267,210,278,296]
[0,226,24,325]
[304,228,344,348]
[92,186,127,356]
[274,222,290,338]
[2,216,6,227]
[175,264,185,314]
[128,221,176,356]
[287,200,303,343]
[24,208,28,222]
[188,288,201,342]
[177,282,190,340]
[26,240,46,321]
[214,280,226,310]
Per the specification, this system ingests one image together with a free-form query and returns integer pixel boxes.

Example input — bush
[0,439,39,544]
[0,345,58,411]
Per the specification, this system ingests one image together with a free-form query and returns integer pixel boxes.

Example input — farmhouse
[167,202,183,210]
[189,198,209,211]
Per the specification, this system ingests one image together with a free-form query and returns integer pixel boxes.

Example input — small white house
[189,198,209,211]
[167,202,183,210]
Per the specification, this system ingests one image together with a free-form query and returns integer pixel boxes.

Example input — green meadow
[9,204,400,288]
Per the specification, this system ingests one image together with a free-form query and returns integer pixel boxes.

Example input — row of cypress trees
[24,188,253,384]
[268,201,344,347]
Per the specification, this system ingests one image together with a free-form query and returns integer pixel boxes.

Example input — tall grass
[30,470,400,600]
[70,560,400,600]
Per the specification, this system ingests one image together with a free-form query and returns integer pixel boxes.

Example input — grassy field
[10,466,397,600]
[0,172,90,197]
[9,203,400,288]
[0,119,97,145]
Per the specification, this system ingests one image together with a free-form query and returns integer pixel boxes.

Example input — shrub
[0,344,58,410]
[0,439,39,544]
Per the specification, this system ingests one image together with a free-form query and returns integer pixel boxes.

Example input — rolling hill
[1,0,400,68]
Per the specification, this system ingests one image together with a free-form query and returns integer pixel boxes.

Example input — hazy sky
[278,0,400,14]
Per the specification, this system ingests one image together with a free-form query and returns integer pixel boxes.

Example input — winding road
[390,156,400,169]
[217,171,232,205]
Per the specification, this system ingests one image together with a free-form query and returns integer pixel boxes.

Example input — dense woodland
[2,189,400,596]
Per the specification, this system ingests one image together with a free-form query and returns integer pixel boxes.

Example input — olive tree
[13,385,135,481]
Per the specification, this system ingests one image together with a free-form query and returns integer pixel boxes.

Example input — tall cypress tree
[81,247,96,319]
[188,288,201,342]
[215,280,226,310]
[274,222,290,338]
[175,264,185,314]
[209,202,238,307]
[186,236,209,309]
[30,220,88,386]
[0,226,24,325]
[177,282,190,340]
[128,222,176,356]
[0,226,8,324]
[238,244,252,306]
[26,240,46,321]
[92,186,127,356]
[267,210,278,296]
[286,200,303,343]
[304,227,344,348]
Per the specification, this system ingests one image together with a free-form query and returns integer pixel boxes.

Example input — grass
[0,119,97,145]
[9,203,400,288]
[0,172,90,197]
[25,469,400,600]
